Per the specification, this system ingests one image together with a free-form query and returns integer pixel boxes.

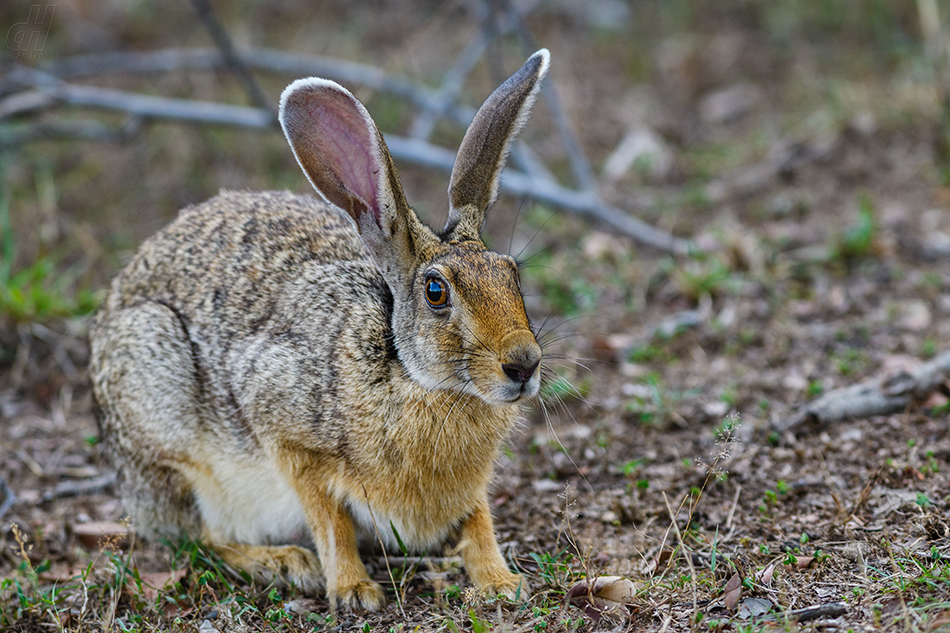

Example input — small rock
[601,510,620,524]
[897,300,931,331]
[699,82,761,125]
[839,427,864,442]
[702,401,730,419]
[782,373,808,392]
[602,126,673,181]
[532,479,562,492]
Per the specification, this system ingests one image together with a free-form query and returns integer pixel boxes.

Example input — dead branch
[408,26,488,141]
[5,65,275,128]
[43,473,117,502]
[502,0,598,193]
[0,118,141,147]
[0,477,14,520]
[761,601,848,623]
[33,46,553,180]
[190,0,275,121]
[36,47,467,123]
[776,350,950,432]
[5,66,695,253]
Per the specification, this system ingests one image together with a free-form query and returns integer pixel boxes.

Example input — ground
[2,1,949,631]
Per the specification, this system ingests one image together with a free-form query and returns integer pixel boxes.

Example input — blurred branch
[37,47,469,121]
[33,47,556,183]
[4,47,698,253]
[190,0,275,122]
[500,0,599,193]
[408,29,488,141]
[4,65,275,128]
[918,0,950,171]
[386,136,692,253]
[0,118,142,148]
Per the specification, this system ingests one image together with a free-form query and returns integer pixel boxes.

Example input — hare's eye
[425,277,449,308]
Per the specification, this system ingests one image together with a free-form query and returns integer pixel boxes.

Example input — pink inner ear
[303,89,381,223]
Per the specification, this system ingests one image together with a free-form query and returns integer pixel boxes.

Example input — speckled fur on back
[90,50,550,611]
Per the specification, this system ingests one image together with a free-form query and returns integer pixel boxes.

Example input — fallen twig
[776,350,950,432]
[43,473,117,502]
[0,477,14,519]
[761,601,848,623]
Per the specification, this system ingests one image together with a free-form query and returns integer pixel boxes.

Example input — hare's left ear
[444,49,550,241]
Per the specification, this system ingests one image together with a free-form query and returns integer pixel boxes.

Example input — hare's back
[107,190,367,313]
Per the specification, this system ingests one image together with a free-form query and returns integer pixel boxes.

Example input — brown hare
[90,49,549,611]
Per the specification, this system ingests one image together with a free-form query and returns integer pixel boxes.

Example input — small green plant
[0,171,101,322]
[807,380,824,398]
[621,458,648,476]
[667,253,741,302]
[830,193,878,263]
[528,549,576,589]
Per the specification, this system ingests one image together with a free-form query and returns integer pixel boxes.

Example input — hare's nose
[502,359,540,385]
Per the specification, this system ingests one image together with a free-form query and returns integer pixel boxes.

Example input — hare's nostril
[502,360,539,385]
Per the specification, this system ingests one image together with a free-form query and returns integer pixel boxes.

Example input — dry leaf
[755,561,776,585]
[790,556,815,570]
[285,598,320,615]
[723,572,742,610]
[736,597,773,620]
[39,565,89,583]
[137,568,188,601]
[72,521,132,550]
[565,576,639,622]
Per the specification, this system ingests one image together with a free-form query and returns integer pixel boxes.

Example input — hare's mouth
[491,371,541,404]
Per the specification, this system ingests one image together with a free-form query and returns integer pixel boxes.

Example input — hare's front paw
[480,572,530,601]
[337,579,386,611]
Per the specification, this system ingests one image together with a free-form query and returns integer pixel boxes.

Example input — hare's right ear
[445,49,550,241]
[279,79,415,269]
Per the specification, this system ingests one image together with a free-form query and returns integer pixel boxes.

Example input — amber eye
[425,277,449,308]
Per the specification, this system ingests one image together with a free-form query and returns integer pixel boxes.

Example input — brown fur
[90,50,550,611]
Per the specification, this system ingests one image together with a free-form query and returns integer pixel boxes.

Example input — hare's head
[279,51,549,405]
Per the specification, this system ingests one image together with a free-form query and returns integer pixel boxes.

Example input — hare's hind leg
[91,301,207,537]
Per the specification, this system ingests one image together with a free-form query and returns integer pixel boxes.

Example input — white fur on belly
[181,457,453,552]
[186,455,309,544]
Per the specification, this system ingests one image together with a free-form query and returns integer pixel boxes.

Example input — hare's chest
[344,458,491,553]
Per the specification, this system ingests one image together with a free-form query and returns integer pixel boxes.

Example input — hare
[89,49,549,611]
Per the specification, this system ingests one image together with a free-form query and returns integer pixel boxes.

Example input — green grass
[0,164,101,323]
[829,193,878,265]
